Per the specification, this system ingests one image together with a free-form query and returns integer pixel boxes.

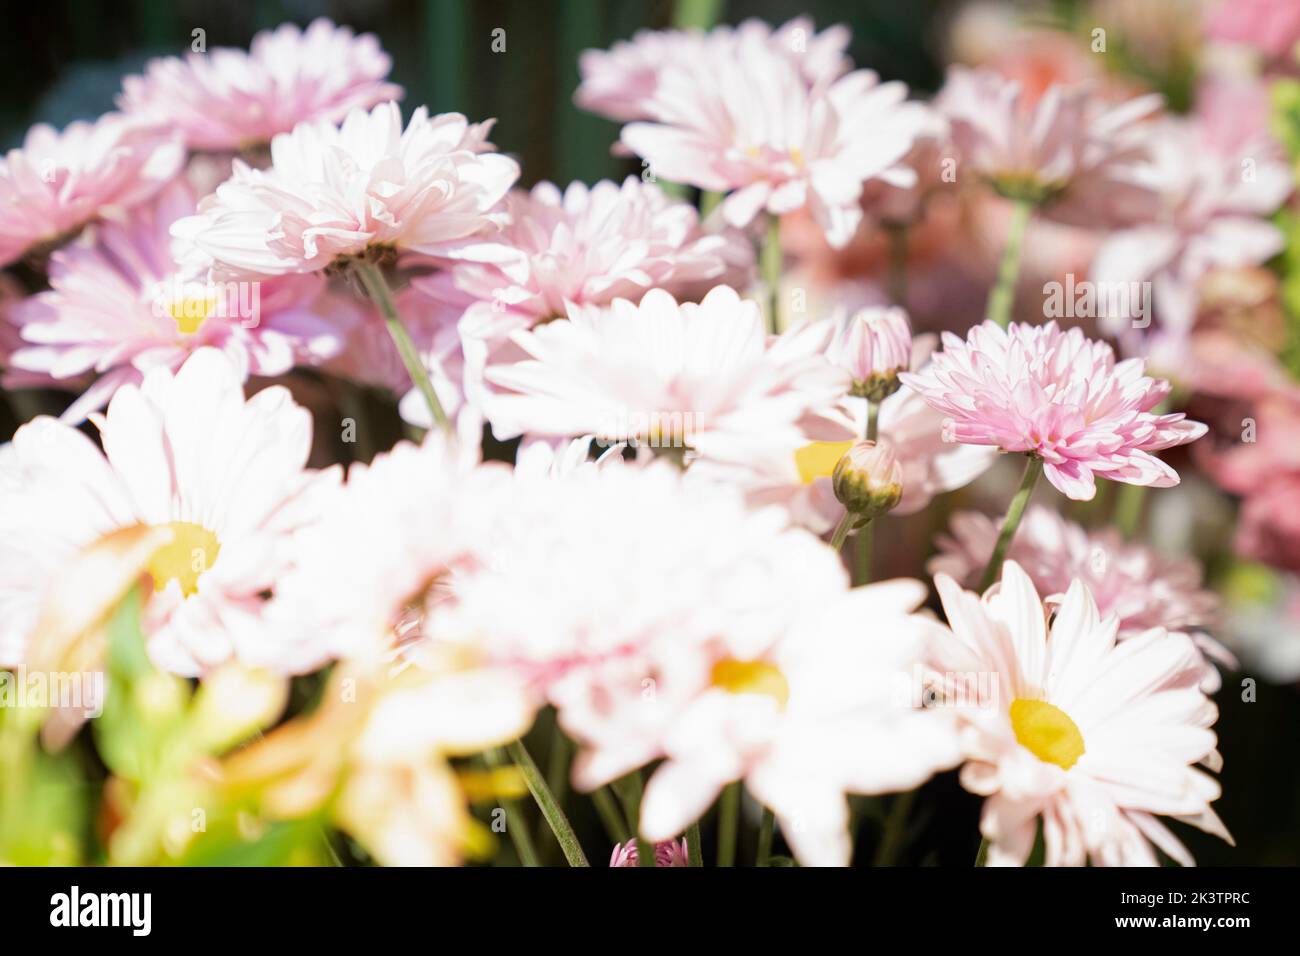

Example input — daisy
[576,17,851,124]
[169,102,519,280]
[618,28,927,247]
[931,561,1231,866]
[0,348,338,676]
[898,320,1207,500]
[0,113,183,267]
[8,181,346,422]
[609,838,689,867]
[824,305,912,400]
[481,286,849,457]
[118,18,401,152]
[930,506,1234,690]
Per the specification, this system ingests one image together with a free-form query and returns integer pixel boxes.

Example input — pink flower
[1206,0,1300,62]
[898,321,1206,500]
[170,102,519,280]
[0,113,183,267]
[936,66,1160,217]
[930,505,1234,690]
[118,18,402,152]
[576,17,850,124]
[825,305,912,399]
[617,30,927,247]
[609,838,689,867]
[9,181,346,422]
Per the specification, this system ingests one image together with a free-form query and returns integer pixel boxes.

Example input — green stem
[353,259,450,430]
[975,836,990,867]
[756,808,775,866]
[985,198,1033,329]
[886,223,908,308]
[535,721,573,856]
[505,740,588,867]
[700,190,724,218]
[686,821,703,867]
[611,772,656,867]
[717,782,740,867]
[672,0,725,29]
[830,511,855,551]
[1113,482,1148,538]
[866,400,879,442]
[873,790,916,867]
[855,519,875,586]
[761,214,783,334]
[592,786,630,844]
[483,748,541,867]
[977,456,1044,592]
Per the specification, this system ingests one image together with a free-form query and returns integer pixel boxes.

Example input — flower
[931,561,1231,866]
[481,286,850,458]
[617,28,927,247]
[1205,0,1300,62]
[0,113,183,267]
[609,838,689,867]
[832,439,903,520]
[930,506,1233,689]
[576,17,851,124]
[825,305,911,400]
[170,102,519,280]
[118,18,401,152]
[0,348,338,675]
[936,66,1160,214]
[898,320,1207,500]
[9,181,346,422]
[405,177,754,428]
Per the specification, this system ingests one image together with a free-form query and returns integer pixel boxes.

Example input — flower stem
[855,519,875,586]
[977,455,1043,592]
[717,782,740,866]
[1113,481,1148,538]
[353,259,450,431]
[975,836,990,867]
[756,807,775,866]
[873,789,916,866]
[866,400,879,442]
[686,822,703,867]
[505,739,589,867]
[611,771,656,867]
[483,747,541,867]
[761,213,783,334]
[985,198,1033,329]
[830,511,855,551]
[592,786,630,844]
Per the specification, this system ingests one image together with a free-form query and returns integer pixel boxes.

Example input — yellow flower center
[147,521,221,597]
[167,296,218,336]
[710,657,789,708]
[794,440,855,484]
[1009,698,1085,770]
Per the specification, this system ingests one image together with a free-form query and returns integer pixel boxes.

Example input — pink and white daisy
[576,17,851,124]
[931,561,1231,866]
[118,18,402,152]
[170,102,519,280]
[617,29,927,247]
[0,348,338,675]
[898,320,1207,500]
[0,113,183,267]
[609,838,689,867]
[930,506,1234,690]
[9,181,346,422]
[480,286,850,457]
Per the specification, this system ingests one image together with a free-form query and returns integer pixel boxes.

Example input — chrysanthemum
[9,181,346,422]
[0,113,183,267]
[0,348,338,675]
[118,18,402,152]
[170,102,519,280]
[618,29,927,247]
[480,285,849,455]
[930,506,1234,689]
[936,66,1160,216]
[898,320,1206,500]
[576,17,851,124]
[609,838,689,867]
[930,561,1231,866]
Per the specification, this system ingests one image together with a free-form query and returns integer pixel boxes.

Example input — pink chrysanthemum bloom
[0,348,338,675]
[931,561,1231,866]
[482,286,850,457]
[118,18,401,152]
[9,181,346,422]
[936,66,1160,218]
[929,506,1234,690]
[0,113,183,267]
[576,17,850,123]
[609,838,689,867]
[403,177,754,428]
[825,305,912,400]
[898,320,1207,500]
[170,102,519,280]
[617,29,927,247]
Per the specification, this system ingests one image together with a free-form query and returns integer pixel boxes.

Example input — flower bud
[827,306,912,402]
[832,440,903,519]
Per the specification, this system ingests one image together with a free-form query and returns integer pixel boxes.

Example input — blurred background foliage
[0,0,1296,866]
